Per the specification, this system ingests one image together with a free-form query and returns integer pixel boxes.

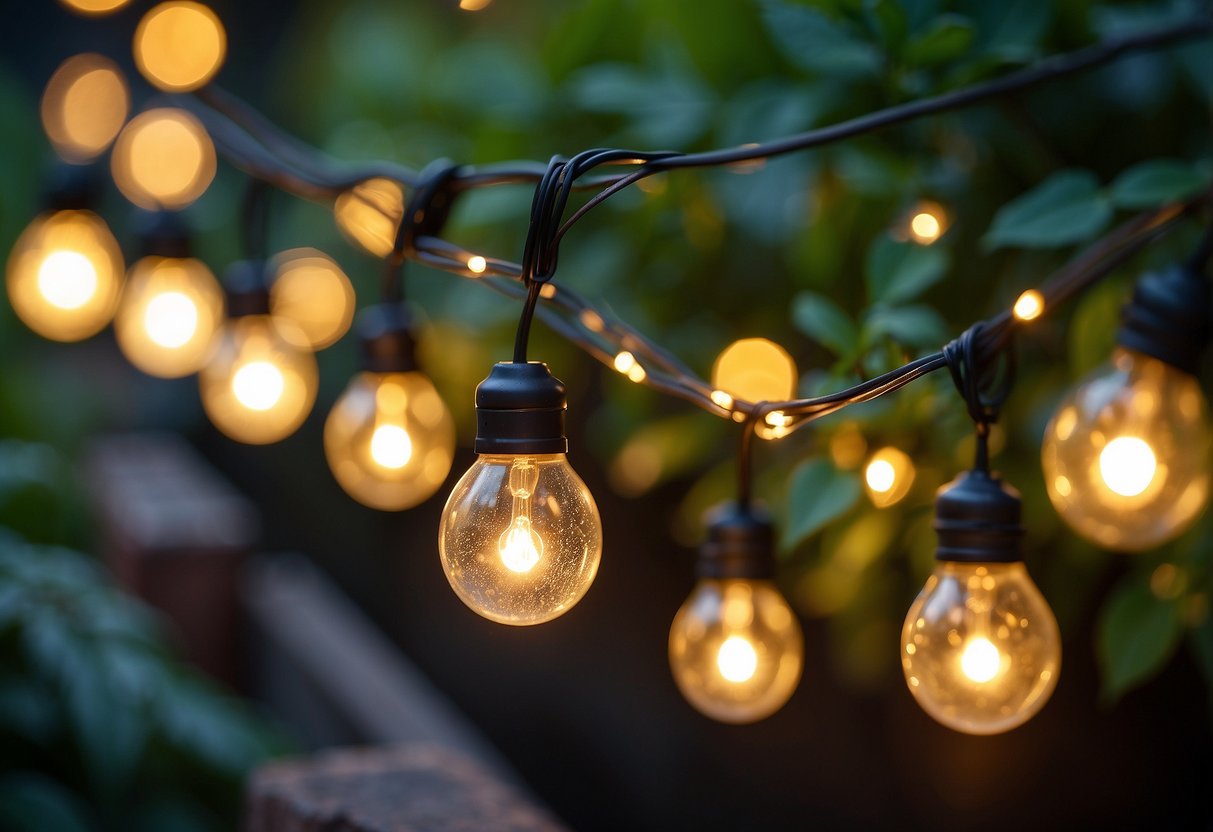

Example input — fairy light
[467,255,487,274]
[1014,290,1044,322]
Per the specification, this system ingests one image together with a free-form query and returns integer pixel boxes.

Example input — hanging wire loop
[943,323,1017,471]
[381,159,463,303]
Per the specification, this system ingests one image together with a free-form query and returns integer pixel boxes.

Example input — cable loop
[381,159,462,303]
[943,323,1017,470]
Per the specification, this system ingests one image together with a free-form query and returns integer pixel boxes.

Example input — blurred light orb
[269,249,355,350]
[111,108,216,210]
[41,54,130,163]
[467,255,487,274]
[905,201,948,245]
[6,210,124,341]
[114,256,224,377]
[711,338,797,405]
[334,178,405,257]
[1014,290,1044,322]
[459,0,492,10]
[232,361,285,411]
[864,446,916,508]
[58,0,131,15]
[134,1,226,92]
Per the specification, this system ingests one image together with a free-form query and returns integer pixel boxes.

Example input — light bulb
[199,314,317,444]
[134,1,227,92]
[901,470,1061,735]
[111,107,216,211]
[669,578,803,723]
[325,371,456,511]
[269,249,355,350]
[114,256,223,377]
[439,362,602,625]
[1042,347,1210,551]
[6,210,123,341]
[41,53,130,163]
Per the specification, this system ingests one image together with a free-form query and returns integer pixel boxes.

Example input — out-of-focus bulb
[41,54,130,163]
[111,107,216,210]
[864,446,915,508]
[669,578,803,724]
[440,453,601,625]
[199,315,317,444]
[269,249,355,350]
[134,1,227,92]
[6,210,123,341]
[901,561,1060,735]
[325,371,456,511]
[334,178,405,257]
[114,256,223,377]
[58,0,131,15]
[1042,347,1210,551]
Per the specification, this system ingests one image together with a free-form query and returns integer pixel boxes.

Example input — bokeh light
[114,256,224,377]
[905,200,949,245]
[134,1,227,92]
[269,249,356,350]
[334,178,405,257]
[863,446,915,508]
[58,0,131,16]
[711,338,797,404]
[41,54,130,163]
[1013,289,1044,322]
[111,108,216,210]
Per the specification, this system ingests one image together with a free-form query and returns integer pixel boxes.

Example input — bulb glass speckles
[669,578,803,724]
[901,562,1060,735]
[114,256,223,377]
[1042,348,1211,551]
[324,371,456,511]
[439,454,601,625]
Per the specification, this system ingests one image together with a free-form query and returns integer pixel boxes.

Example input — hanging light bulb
[199,261,318,444]
[439,362,602,625]
[901,469,1061,735]
[114,212,223,378]
[669,504,803,724]
[1042,263,1211,551]
[325,304,456,510]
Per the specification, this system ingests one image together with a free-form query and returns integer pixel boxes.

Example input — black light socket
[934,469,1024,564]
[134,210,192,259]
[222,260,272,317]
[474,362,567,455]
[696,502,776,580]
[1116,264,1211,376]
[357,303,417,374]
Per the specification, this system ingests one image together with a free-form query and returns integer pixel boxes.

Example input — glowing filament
[1099,436,1157,497]
[960,637,1001,683]
[143,290,198,347]
[499,516,543,573]
[232,361,285,411]
[38,251,97,309]
[370,424,412,470]
[717,635,759,683]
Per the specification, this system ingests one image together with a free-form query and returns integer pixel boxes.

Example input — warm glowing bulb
[669,579,803,723]
[905,201,948,244]
[902,562,1060,735]
[6,211,123,341]
[1013,289,1044,322]
[134,1,227,92]
[334,178,405,257]
[144,291,198,347]
[269,249,355,350]
[467,255,487,274]
[111,108,216,210]
[325,371,456,511]
[115,257,223,378]
[866,460,895,493]
[863,446,915,508]
[199,315,317,444]
[440,454,602,625]
[711,338,797,405]
[1042,348,1210,551]
[41,54,130,163]
[59,0,131,15]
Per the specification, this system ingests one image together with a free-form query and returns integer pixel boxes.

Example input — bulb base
[934,469,1023,563]
[357,303,417,373]
[696,502,776,579]
[1116,264,1211,376]
[474,362,567,454]
[134,210,192,259]
[223,260,272,318]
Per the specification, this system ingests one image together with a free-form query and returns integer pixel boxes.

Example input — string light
[115,256,224,377]
[904,200,949,245]
[40,54,129,164]
[466,255,487,274]
[58,0,131,15]
[111,108,216,210]
[1013,289,1044,322]
[269,249,356,350]
[334,178,405,257]
[134,1,227,92]
[863,446,915,508]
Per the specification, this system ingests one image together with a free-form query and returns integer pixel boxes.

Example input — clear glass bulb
[669,579,803,724]
[324,371,456,511]
[439,454,601,626]
[901,561,1060,735]
[114,255,223,378]
[1042,348,1211,551]
[198,314,317,444]
[6,210,124,342]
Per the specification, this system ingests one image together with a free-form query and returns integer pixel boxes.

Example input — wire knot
[943,323,1016,469]
[380,160,462,303]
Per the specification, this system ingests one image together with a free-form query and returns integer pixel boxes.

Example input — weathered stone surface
[245,745,567,832]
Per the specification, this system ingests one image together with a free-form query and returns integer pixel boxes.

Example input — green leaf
[1108,159,1210,210]
[862,304,951,349]
[983,170,1112,250]
[782,458,862,551]
[760,1,881,80]
[903,14,975,67]
[0,773,95,832]
[865,237,950,304]
[792,292,858,357]
[1097,579,1184,702]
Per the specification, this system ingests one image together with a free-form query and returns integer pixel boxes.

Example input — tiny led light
[134,1,227,92]
[863,446,915,508]
[614,351,637,374]
[41,54,130,163]
[906,201,948,245]
[1013,290,1044,322]
[467,255,487,274]
[710,389,734,410]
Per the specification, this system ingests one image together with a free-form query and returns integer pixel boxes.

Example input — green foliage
[1108,158,1212,209]
[782,459,861,552]
[983,170,1113,250]
[1097,576,1184,702]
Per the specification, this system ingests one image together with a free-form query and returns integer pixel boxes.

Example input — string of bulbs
[9,1,1213,733]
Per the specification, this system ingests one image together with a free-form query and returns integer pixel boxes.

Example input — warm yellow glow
[6,211,124,342]
[460,0,492,8]
[1099,436,1157,497]
[1013,289,1044,322]
[134,1,227,92]
[863,446,916,508]
[334,178,405,257]
[111,108,216,210]
[866,460,895,493]
[269,249,355,349]
[614,351,637,374]
[232,360,285,411]
[710,389,734,410]
[627,364,647,383]
[716,635,759,683]
[905,201,948,244]
[499,517,543,573]
[467,255,487,274]
[829,423,868,469]
[711,338,797,405]
[143,291,198,347]
[369,424,413,470]
[960,637,1002,683]
[115,257,223,378]
[41,54,129,163]
[59,0,130,15]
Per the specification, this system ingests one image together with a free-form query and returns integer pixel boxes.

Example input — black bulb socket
[474,362,567,455]
[696,502,776,580]
[358,303,417,374]
[133,210,192,259]
[1116,263,1211,376]
[934,469,1023,564]
[223,260,272,318]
